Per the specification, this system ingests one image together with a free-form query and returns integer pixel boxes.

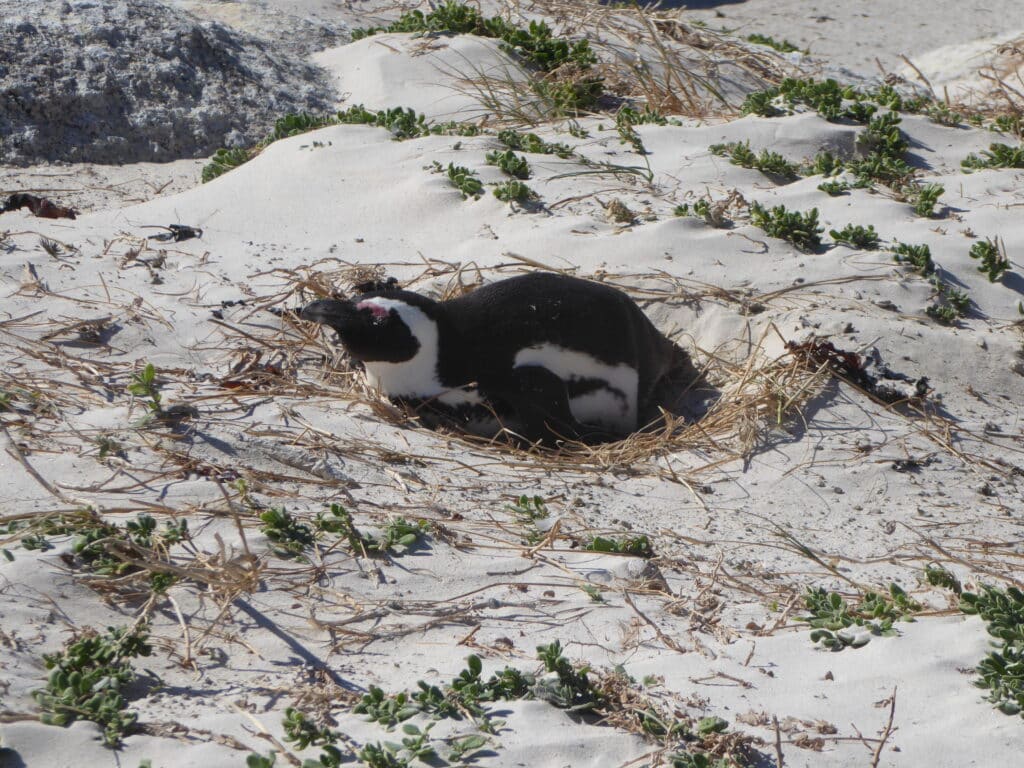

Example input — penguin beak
[300,298,361,336]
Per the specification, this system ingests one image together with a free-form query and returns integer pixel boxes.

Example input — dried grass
[518,0,794,117]
[436,53,576,126]
[901,33,1024,124]
[594,665,763,762]
[245,260,832,482]
[433,0,795,125]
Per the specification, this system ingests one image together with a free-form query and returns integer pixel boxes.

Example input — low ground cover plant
[745,33,802,54]
[337,105,432,139]
[926,281,971,324]
[351,2,597,72]
[742,78,870,121]
[801,584,919,650]
[969,237,1010,282]
[709,141,798,181]
[675,192,744,228]
[960,585,1024,716]
[485,148,531,178]
[855,110,907,156]
[497,128,573,157]
[847,151,915,189]
[34,625,152,746]
[923,102,962,126]
[282,707,348,767]
[927,567,1024,718]
[128,362,161,414]
[446,163,484,198]
[584,534,655,558]
[738,78,972,212]
[351,2,602,114]
[990,114,1023,136]
[493,179,538,203]
[202,147,251,183]
[507,495,550,545]
[616,105,681,127]
[259,507,315,557]
[806,150,843,177]
[427,161,484,199]
[263,641,746,767]
[252,501,429,560]
[829,223,879,249]
[741,78,923,122]
[962,142,1024,171]
[268,112,337,140]
[908,182,944,217]
[817,179,850,196]
[350,644,587,733]
[16,511,186,591]
[321,503,428,557]
[891,241,935,276]
[675,199,712,220]
[924,564,963,594]
[749,202,822,251]
[616,111,647,154]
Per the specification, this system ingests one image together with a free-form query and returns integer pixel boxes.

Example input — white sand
[2,4,1023,768]
[685,0,1023,78]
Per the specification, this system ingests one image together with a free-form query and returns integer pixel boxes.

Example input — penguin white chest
[514,344,639,432]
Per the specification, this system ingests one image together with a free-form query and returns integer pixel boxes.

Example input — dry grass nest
[246,258,847,480]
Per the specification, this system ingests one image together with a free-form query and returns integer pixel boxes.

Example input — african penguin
[301,272,693,444]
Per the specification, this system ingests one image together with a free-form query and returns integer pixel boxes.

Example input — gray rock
[0,0,337,165]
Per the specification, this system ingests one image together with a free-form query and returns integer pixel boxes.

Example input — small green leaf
[697,716,728,735]
[457,734,487,750]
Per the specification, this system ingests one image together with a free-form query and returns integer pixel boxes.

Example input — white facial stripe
[359,298,483,406]
[356,300,390,319]
[360,299,440,397]
[513,344,638,431]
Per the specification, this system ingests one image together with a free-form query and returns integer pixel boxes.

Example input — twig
[870,687,898,768]
[166,592,195,670]
[2,422,93,509]
[623,590,688,654]
[230,702,301,766]
[772,714,785,768]
[214,477,252,559]
[899,54,936,100]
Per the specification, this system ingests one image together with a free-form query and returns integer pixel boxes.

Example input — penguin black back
[437,273,676,401]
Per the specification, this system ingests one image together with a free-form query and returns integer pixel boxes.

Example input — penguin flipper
[489,365,615,446]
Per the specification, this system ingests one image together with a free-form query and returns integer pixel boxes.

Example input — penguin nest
[241,261,854,479]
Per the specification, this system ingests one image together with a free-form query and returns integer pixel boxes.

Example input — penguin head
[301,291,439,366]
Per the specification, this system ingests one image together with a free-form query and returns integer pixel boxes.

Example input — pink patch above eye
[357,300,390,319]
